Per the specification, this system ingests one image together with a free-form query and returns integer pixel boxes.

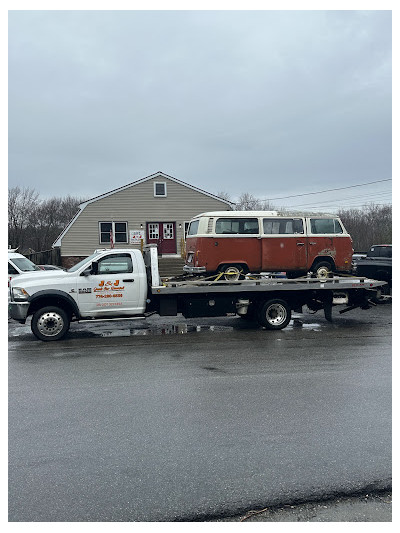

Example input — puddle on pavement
[287,318,322,331]
[99,319,322,337]
[100,324,234,337]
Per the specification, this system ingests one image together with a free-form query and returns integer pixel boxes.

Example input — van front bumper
[183,265,206,274]
[8,301,29,323]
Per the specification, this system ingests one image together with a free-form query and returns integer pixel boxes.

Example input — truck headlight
[12,287,30,301]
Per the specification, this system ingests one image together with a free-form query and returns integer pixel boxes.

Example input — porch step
[157,257,185,277]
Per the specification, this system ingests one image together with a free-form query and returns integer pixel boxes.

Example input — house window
[148,223,159,239]
[99,222,128,244]
[154,182,167,197]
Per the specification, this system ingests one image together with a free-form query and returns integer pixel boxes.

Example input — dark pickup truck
[354,244,392,294]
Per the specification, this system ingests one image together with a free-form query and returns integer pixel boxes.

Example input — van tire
[312,261,333,278]
[220,264,247,281]
[31,306,70,341]
[257,299,292,330]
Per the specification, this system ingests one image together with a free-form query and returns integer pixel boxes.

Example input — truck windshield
[67,252,100,273]
[10,258,41,272]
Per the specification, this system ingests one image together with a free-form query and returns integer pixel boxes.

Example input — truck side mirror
[90,261,99,275]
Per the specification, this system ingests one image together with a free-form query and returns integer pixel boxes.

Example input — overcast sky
[8,9,392,211]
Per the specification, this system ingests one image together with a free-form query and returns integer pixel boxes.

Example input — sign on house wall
[129,230,145,244]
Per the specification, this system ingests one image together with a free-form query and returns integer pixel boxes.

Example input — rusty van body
[183,211,353,279]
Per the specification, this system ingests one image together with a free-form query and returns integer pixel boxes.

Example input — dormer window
[154,182,167,197]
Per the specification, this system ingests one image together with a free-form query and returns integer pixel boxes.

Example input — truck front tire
[257,299,292,330]
[31,306,70,341]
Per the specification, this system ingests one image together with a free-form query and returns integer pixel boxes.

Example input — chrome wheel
[31,306,70,341]
[38,311,65,337]
[265,303,287,326]
[258,299,292,330]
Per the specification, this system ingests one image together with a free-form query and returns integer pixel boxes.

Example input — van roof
[192,211,340,219]
[193,211,278,218]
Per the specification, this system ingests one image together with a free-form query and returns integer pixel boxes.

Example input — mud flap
[324,303,333,322]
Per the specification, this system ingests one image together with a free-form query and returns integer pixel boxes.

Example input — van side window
[310,218,343,234]
[263,218,304,234]
[215,218,259,235]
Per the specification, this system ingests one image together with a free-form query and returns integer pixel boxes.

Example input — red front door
[146,222,177,254]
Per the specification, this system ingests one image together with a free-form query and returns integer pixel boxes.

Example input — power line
[283,191,392,209]
[278,201,392,212]
[260,178,392,202]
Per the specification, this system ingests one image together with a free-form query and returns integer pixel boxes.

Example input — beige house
[53,171,232,268]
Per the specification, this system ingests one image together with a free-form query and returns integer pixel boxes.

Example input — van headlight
[12,287,30,301]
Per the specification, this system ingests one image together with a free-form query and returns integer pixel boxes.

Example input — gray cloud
[8,10,392,208]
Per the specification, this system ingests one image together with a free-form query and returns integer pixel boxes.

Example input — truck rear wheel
[31,306,70,341]
[257,299,291,330]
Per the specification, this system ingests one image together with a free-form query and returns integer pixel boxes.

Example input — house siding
[60,176,231,258]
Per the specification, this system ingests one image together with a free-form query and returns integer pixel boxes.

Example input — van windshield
[215,218,259,234]
[187,220,200,236]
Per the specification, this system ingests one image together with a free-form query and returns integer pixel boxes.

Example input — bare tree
[8,188,84,252]
[216,191,233,203]
[338,204,392,251]
[236,192,275,211]
[8,187,40,250]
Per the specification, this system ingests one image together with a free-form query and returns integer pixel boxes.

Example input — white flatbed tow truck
[8,245,386,341]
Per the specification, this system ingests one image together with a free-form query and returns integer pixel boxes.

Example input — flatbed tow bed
[143,246,386,328]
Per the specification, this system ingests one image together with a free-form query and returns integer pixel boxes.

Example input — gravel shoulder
[212,491,392,522]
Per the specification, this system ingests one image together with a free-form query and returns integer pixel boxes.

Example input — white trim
[52,205,85,247]
[154,181,167,197]
[78,172,233,208]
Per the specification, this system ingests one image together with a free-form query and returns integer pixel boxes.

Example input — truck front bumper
[8,301,29,323]
[183,265,207,274]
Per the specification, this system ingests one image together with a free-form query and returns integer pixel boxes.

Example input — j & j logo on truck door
[94,280,125,292]
[94,280,125,299]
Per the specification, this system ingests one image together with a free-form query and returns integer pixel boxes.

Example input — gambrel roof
[53,171,233,248]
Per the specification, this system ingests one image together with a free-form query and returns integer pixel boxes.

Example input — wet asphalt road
[8,304,392,522]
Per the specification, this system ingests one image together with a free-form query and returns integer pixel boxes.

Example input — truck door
[76,252,144,317]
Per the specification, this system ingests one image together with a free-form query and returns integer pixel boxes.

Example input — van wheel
[257,299,291,330]
[31,306,70,341]
[220,265,247,281]
[312,261,333,279]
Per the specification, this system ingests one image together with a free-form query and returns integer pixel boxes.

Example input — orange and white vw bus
[183,211,353,279]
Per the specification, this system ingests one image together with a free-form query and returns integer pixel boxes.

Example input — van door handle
[309,242,317,245]
[296,242,305,246]
[123,279,135,282]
